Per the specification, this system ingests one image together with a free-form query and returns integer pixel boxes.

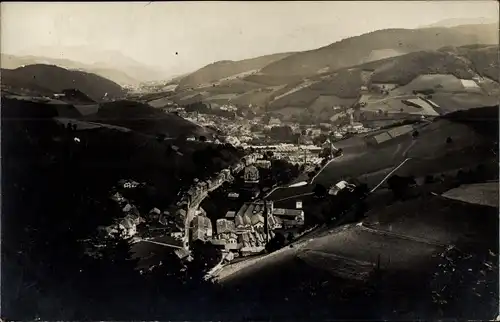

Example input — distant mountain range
[177,52,294,89]
[1,64,126,101]
[257,23,498,79]
[1,54,139,86]
[2,46,171,85]
[168,23,497,90]
[419,17,498,28]
[165,23,498,118]
[2,22,498,118]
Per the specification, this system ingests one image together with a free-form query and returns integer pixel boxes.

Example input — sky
[1,1,498,77]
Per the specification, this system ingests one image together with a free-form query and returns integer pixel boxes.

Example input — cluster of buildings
[210,200,305,257]
[157,152,267,248]
[365,124,416,146]
[100,185,147,239]
[249,143,323,165]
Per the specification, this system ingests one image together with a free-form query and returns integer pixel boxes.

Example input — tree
[313,183,327,198]
[387,175,415,200]
[424,175,435,184]
[266,231,285,253]
[188,240,222,283]
[354,183,369,198]
[313,134,328,146]
[165,144,174,157]
[412,130,419,138]
[156,133,166,142]
[269,126,294,142]
[456,170,467,183]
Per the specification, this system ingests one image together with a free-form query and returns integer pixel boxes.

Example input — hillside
[258,24,498,79]
[447,45,500,81]
[1,54,142,86]
[215,193,498,320]
[169,24,498,116]
[84,100,212,138]
[1,64,126,101]
[268,105,498,201]
[16,46,171,83]
[420,17,498,28]
[265,45,499,115]
[177,52,293,89]
[2,97,244,319]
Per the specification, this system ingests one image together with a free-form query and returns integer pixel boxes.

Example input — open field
[269,107,497,202]
[430,92,499,114]
[303,225,443,270]
[441,182,499,208]
[392,74,477,94]
[214,191,498,320]
[363,195,498,246]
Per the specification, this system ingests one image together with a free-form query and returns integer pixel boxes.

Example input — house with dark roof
[191,215,213,242]
[273,208,305,228]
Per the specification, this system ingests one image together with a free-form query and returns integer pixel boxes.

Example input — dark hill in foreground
[84,100,212,138]
[214,195,497,321]
[2,99,243,319]
[1,64,126,101]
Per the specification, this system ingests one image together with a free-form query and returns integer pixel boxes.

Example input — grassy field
[429,92,499,114]
[269,108,496,202]
[392,74,470,94]
[304,225,443,270]
[441,182,498,208]
[363,195,498,246]
[217,191,498,320]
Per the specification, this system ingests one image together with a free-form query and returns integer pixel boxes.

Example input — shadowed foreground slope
[210,195,498,320]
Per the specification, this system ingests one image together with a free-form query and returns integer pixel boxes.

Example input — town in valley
[1,2,499,321]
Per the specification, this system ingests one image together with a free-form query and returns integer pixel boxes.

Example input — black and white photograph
[1,1,499,320]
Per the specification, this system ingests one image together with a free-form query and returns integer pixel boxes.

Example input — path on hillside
[264,153,343,202]
[365,94,411,105]
[357,222,447,247]
[311,153,344,183]
[213,157,417,281]
[369,158,412,193]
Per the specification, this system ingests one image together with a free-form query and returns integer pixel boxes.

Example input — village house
[272,208,305,228]
[191,215,213,243]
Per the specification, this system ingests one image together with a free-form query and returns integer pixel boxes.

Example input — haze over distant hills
[171,23,497,90]
[419,17,498,28]
[257,23,498,79]
[2,46,173,85]
[160,23,499,119]
[1,64,126,101]
[2,21,498,120]
[177,52,294,89]
[1,54,140,86]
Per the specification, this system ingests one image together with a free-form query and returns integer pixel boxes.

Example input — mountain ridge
[1,64,126,101]
[1,53,141,86]
[177,52,294,89]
